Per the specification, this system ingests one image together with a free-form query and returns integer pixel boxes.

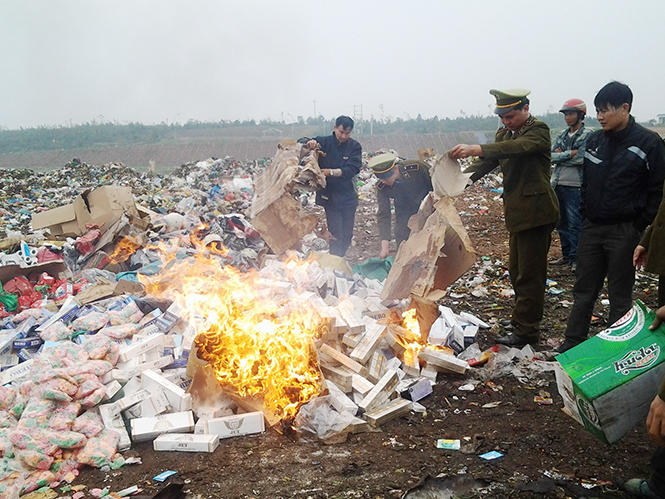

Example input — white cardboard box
[194,411,265,440]
[153,433,219,453]
[130,411,195,442]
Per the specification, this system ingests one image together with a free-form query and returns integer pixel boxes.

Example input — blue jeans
[554,185,582,262]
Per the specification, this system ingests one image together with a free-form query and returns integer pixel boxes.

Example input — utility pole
[353,104,363,135]
[313,100,317,120]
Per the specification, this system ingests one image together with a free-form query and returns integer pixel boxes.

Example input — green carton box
[555,301,665,444]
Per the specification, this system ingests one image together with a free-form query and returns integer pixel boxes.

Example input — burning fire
[108,236,142,264]
[398,308,453,359]
[138,237,325,421]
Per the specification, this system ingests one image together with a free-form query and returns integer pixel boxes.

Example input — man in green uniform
[450,89,559,347]
[369,153,433,258]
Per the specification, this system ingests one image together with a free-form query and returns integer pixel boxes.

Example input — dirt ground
[74,184,661,499]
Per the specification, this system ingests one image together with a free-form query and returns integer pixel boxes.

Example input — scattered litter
[153,470,178,482]
[534,390,553,405]
[436,439,461,450]
[479,450,503,460]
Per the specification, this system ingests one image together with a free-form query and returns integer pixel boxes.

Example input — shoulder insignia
[376,183,387,191]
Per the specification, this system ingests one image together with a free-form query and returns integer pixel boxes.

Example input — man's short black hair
[514,99,530,111]
[594,81,633,112]
[335,115,354,130]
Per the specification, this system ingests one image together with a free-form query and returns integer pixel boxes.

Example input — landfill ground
[72,184,660,499]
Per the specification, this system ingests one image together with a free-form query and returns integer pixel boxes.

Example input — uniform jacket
[581,117,665,231]
[640,178,665,276]
[551,123,593,188]
[376,160,432,244]
[313,133,362,208]
[464,116,559,233]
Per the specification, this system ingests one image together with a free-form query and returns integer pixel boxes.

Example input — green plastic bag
[0,293,19,312]
[352,257,394,282]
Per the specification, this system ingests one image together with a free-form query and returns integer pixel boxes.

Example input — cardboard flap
[31,185,140,238]
[381,195,476,301]
[32,204,76,232]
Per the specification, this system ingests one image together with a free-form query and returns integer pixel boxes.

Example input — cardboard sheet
[381,194,476,301]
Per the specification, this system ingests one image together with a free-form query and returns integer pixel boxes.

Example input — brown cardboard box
[32,186,140,238]
[381,194,476,301]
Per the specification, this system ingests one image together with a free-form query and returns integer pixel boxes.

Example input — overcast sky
[1,0,664,130]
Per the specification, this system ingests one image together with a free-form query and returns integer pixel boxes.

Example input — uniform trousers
[508,224,554,339]
[563,220,641,346]
[325,204,357,257]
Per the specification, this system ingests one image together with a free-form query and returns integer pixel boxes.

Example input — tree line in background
[0,113,602,155]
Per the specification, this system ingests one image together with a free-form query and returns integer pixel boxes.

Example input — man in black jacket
[557,82,665,353]
[305,116,362,257]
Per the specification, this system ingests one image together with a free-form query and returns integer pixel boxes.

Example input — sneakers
[549,257,570,266]
[619,478,661,498]
[495,333,538,348]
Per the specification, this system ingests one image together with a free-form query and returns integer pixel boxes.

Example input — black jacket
[377,160,432,245]
[312,133,362,208]
[581,117,665,230]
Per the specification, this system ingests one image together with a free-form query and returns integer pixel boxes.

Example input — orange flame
[398,308,454,359]
[108,236,142,264]
[138,239,324,420]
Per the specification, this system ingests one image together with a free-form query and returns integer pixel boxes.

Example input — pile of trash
[0,156,551,497]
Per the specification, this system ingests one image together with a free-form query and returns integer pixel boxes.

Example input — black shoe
[554,340,578,354]
[495,333,537,348]
[549,257,570,266]
[569,261,577,272]
[618,478,660,498]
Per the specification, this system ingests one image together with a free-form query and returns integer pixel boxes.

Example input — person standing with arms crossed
[549,98,593,270]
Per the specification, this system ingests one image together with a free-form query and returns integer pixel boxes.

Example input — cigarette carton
[194,411,265,440]
[142,369,192,411]
[130,411,195,442]
[556,301,665,444]
[153,433,219,453]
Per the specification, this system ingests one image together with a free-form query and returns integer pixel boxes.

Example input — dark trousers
[660,275,665,308]
[508,224,553,338]
[554,185,582,262]
[325,204,357,257]
[563,220,641,345]
[649,446,665,498]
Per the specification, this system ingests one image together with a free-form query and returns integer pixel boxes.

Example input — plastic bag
[294,395,359,443]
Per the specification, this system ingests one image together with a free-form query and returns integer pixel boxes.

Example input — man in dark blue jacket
[306,116,362,257]
[556,81,665,353]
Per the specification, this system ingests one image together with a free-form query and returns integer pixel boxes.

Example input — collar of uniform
[513,115,535,137]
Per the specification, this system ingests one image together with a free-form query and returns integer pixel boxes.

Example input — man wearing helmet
[549,98,593,270]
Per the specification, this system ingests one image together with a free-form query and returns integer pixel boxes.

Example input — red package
[37,272,56,287]
[3,276,33,296]
[18,291,43,310]
[74,229,102,256]
[54,282,74,302]
[37,246,62,263]
[72,279,89,294]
